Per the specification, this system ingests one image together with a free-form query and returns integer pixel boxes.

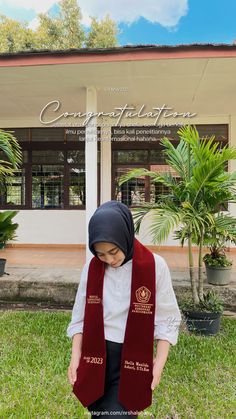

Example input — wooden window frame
[0,128,101,210]
[111,124,229,206]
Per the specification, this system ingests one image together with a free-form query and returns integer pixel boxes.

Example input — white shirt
[66,253,182,345]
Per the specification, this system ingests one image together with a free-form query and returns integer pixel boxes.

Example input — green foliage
[0,210,19,244]
[0,1,119,53]
[180,290,224,313]
[0,14,36,52]
[203,253,232,268]
[119,126,236,248]
[119,125,236,307]
[1,311,235,418]
[0,129,22,183]
[86,14,119,48]
[203,212,236,266]
[36,0,85,50]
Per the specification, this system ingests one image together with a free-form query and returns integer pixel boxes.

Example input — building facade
[0,45,236,246]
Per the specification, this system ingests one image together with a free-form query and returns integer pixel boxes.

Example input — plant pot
[183,310,222,335]
[205,265,231,285]
[0,258,6,276]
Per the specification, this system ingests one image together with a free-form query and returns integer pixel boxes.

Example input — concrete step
[0,266,235,311]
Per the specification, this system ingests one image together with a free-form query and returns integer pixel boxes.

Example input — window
[113,151,164,206]
[112,125,228,206]
[0,128,92,209]
[69,168,85,206]
[32,165,64,208]
[114,167,147,206]
[0,169,26,206]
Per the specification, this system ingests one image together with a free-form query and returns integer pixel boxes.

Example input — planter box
[0,258,6,276]
[205,265,231,285]
[183,310,222,335]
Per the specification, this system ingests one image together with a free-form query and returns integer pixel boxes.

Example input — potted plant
[0,128,21,277]
[203,213,236,285]
[0,210,19,276]
[180,290,224,335]
[119,125,236,335]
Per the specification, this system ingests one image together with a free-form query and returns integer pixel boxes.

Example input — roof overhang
[0,44,235,127]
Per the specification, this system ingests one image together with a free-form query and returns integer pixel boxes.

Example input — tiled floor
[1,245,236,270]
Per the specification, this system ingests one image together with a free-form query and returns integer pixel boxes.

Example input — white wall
[14,210,86,244]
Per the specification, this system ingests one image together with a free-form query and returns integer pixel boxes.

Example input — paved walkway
[3,245,236,270]
[0,246,235,311]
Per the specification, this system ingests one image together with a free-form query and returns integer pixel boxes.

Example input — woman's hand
[68,352,81,386]
[68,333,83,386]
[151,340,170,391]
[151,359,163,391]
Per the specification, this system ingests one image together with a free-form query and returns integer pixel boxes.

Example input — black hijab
[88,200,135,265]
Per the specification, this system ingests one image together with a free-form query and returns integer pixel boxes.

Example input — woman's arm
[151,339,170,390]
[68,333,83,385]
[154,255,182,345]
[151,255,181,390]
[67,263,89,385]
[66,263,89,339]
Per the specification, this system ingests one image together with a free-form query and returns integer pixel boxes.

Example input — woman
[67,201,181,418]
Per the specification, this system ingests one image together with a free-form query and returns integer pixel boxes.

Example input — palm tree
[0,130,21,246]
[119,126,236,306]
[0,129,22,182]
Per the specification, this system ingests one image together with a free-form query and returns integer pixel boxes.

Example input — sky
[0,0,235,46]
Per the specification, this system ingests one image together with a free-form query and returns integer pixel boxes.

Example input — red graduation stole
[73,238,156,412]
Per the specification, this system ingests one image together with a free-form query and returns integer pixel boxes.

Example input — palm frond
[0,129,22,167]
[148,206,182,244]
[160,137,193,180]
[130,204,157,234]
[118,168,158,185]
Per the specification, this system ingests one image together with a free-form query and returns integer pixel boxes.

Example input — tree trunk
[198,233,204,301]
[188,236,199,305]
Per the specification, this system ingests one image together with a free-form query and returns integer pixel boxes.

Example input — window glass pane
[150,164,178,176]
[149,149,165,164]
[8,128,29,142]
[66,128,85,142]
[69,168,85,206]
[67,150,85,164]
[32,150,64,164]
[114,150,148,164]
[149,165,179,203]
[32,165,64,208]
[150,182,170,204]
[22,151,28,163]
[0,169,25,206]
[67,150,100,164]
[114,167,146,206]
[31,128,64,142]
[66,127,101,142]
[0,150,27,164]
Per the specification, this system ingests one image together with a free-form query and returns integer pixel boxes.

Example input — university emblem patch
[135,286,151,303]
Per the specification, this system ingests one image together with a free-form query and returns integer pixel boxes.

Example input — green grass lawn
[0,311,235,419]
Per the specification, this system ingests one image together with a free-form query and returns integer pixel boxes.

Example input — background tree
[0,15,36,53]
[36,0,85,50]
[86,14,118,48]
[35,14,62,50]
[0,2,119,52]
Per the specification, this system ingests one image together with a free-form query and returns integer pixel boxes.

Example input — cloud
[78,0,189,27]
[0,0,188,29]
[0,0,56,14]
